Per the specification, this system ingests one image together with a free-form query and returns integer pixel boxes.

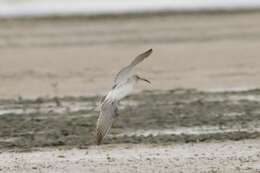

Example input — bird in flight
[96,49,153,145]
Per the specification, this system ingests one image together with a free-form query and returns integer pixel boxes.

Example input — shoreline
[1,8,260,21]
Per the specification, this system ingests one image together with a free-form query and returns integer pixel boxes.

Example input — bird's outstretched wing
[96,101,118,145]
[114,49,153,87]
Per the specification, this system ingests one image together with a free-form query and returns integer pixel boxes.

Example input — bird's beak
[139,77,151,84]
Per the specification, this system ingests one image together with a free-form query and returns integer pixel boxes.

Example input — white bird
[96,49,153,145]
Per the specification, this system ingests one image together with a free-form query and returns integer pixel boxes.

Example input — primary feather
[96,101,118,145]
[114,49,153,87]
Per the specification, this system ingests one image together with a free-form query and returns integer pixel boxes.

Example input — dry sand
[1,139,260,173]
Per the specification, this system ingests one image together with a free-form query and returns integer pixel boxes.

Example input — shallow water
[114,125,260,137]
[0,100,95,116]
[0,98,138,116]
[1,0,260,17]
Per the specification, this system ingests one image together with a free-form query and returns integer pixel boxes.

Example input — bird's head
[134,75,151,84]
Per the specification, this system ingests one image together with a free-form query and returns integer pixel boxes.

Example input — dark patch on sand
[0,89,260,151]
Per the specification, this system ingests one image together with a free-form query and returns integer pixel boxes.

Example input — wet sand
[1,11,260,99]
[1,89,260,149]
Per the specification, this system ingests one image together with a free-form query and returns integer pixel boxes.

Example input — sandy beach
[1,10,260,172]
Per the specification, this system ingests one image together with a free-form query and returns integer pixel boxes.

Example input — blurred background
[1,0,260,17]
[0,0,260,99]
[1,0,260,99]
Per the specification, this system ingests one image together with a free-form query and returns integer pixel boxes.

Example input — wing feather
[114,49,152,86]
[129,48,153,67]
[96,49,153,145]
[96,101,118,145]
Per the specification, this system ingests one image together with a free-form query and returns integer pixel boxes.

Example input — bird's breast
[106,81,134,101]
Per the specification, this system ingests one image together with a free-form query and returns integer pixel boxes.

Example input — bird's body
[96,49,153,145]
[105,77,136,102]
